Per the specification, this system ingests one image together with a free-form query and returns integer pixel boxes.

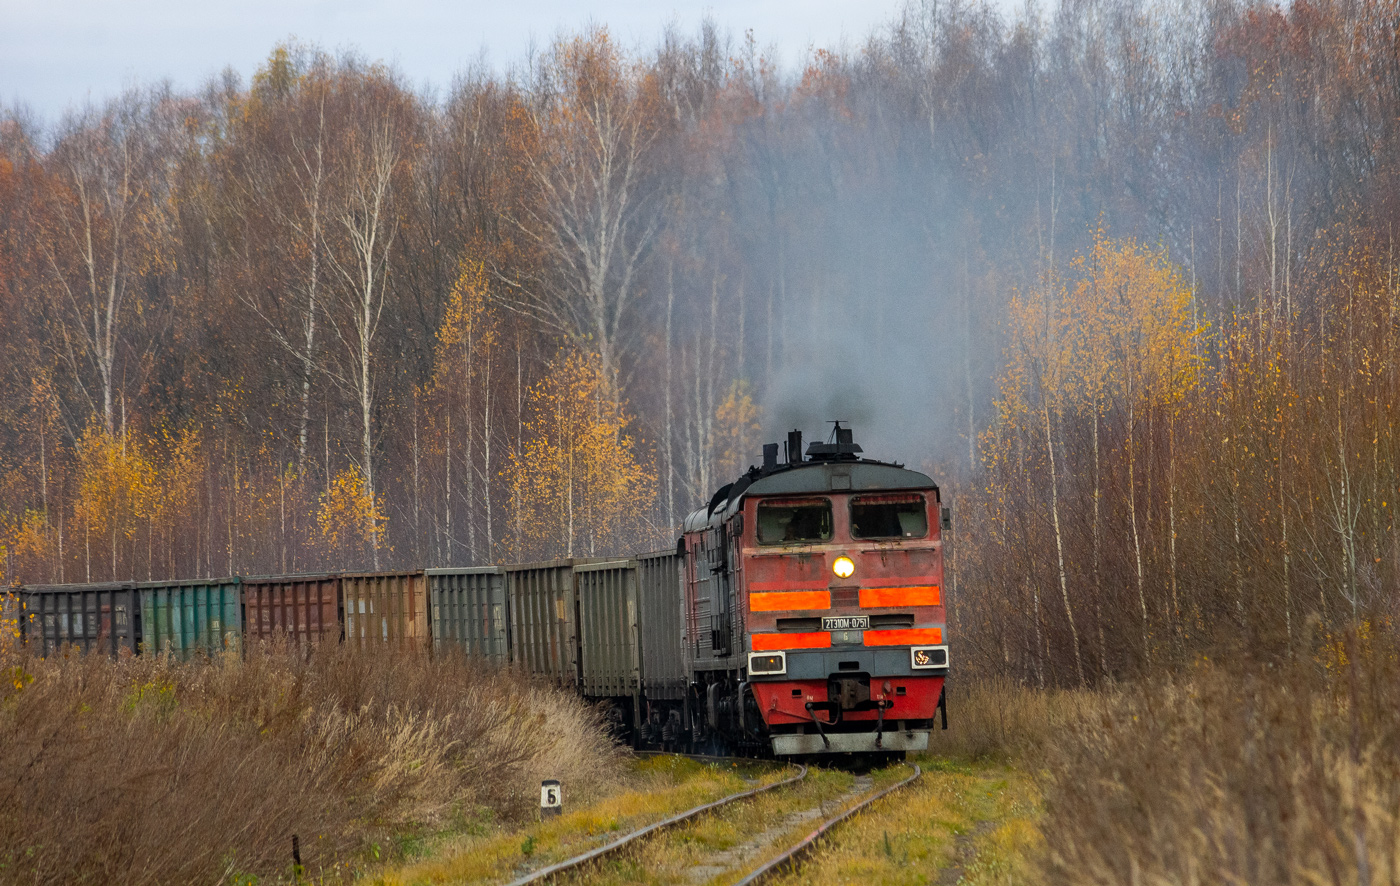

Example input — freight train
[12,425,950,760]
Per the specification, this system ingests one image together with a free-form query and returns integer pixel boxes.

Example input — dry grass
[766,759,1041,886]
[0,641,623,885]
[916,634,1400,886]
[375,757,825,886]
[926,677,1106,762]
[1036,631,1400,885]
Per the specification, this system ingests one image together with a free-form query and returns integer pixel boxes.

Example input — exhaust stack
[786,430,803,465]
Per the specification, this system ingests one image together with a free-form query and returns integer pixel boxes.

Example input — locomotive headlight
[748,651,787,675]
[911,645,949,669]
[832,556,856,578]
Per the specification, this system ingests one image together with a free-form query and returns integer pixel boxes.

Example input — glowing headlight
[911,645,949,669]
[832,556,855,578]
[748,651,787,675]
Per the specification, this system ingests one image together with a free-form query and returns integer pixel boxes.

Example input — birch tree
[35,93,169,435]
[322,117,403,569]
[502,28,668,395]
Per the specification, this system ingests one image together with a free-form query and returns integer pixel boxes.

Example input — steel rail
[503,759,808,886]
[729,763,923,886]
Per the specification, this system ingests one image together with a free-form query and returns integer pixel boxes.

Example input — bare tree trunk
[295,111,326,474]
[1280,404,1291,640]
[1044,400,1084,687]
[445,411,452,563]
[1127,383,1149,663]
[413,401,421,562]
[664,262,675,526]
[565,394,575,558]
[326,124,398,570]
[963,251,976,476]
[1168,410,1179,640]
[514,332,524,550]
[361,304,378,569]
[1093,405,1108,677]
[465,318,477,562]
[482,354,495,560]
[279,465,287,574]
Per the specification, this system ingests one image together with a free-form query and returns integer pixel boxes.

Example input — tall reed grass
[926,676,1105,761]
[0,641,622,884]
[943,628,1400,885]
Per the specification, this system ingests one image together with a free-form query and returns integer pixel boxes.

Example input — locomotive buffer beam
[773,727,929,756]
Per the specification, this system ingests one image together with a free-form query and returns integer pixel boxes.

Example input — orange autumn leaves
[994,232,1205,443]
[500,351,655,561]
[981,232,1206,683]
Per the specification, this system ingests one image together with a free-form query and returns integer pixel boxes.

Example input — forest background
[3,0,1398,686]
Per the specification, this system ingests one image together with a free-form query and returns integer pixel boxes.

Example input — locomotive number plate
[822,616,869,631]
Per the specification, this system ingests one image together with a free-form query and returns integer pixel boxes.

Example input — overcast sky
[0,0,959,122]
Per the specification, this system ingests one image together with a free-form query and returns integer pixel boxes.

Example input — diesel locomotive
[659,423,950,759]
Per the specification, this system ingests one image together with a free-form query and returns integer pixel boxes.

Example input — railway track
[503,755,807,886]
[505,753,922,886]
[731,763,923,885]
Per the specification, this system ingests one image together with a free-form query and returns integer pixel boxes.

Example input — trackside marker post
[541,779,562,818]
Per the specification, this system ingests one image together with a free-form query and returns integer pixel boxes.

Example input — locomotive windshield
[756,498,833,545]
[850,493,928,539]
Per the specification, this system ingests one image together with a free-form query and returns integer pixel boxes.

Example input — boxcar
[505,560,581,687]
[341,571,429,652]
[575,559,641,702]
[636,550,685,701]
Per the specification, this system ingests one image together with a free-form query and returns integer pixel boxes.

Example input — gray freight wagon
[20,583,141,657]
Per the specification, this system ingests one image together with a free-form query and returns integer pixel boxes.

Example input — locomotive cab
[681,425,949,758]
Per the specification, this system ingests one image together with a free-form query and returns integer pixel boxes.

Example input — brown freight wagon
[240,574,341,646]
[241,571,430,652]
[340,571,429,652]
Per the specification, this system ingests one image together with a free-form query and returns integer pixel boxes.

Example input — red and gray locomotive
[665,424,950,758]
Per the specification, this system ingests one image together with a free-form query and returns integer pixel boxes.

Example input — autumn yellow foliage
[714,379,763,480]
[318,467,386,559]
[501,350,657,560]
[995,230,1204,440]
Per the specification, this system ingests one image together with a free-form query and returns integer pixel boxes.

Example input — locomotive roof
[682,458,937,533]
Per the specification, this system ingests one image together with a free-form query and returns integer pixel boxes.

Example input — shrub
[0,642,622,884]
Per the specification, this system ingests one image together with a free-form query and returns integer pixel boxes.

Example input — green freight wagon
[505,560,581,687]
[137,578,241,659]
[636,550,685,701]
[574,559,641,700]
